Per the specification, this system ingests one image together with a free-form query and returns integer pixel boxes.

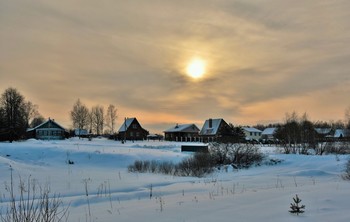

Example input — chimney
[209,118,213,128]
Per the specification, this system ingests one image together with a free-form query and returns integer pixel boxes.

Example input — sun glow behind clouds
[186,58,206,79]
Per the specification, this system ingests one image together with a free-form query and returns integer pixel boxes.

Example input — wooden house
[118,118,149,141]
[199,118,230,142]
[26,118,66,140]
[243,127,262,142]
[164,124,200,142]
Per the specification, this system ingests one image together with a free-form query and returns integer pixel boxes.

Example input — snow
[164,124,200,133]
[118,117,136,132]
[0,138,350,222]
[262,127,277,135]
[243,127,262,133]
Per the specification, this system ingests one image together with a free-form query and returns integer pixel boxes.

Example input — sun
[186,58,206,79]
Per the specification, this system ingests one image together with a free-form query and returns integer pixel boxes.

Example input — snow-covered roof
[243,127,262,133]
[334,129,344,138]
[118,118,136,132]
[164,124,200,133]
[27,118,65,132]
[315,128,332,135]
[334,129,350,138]
[199,118,225,136]
[262,127,276,135]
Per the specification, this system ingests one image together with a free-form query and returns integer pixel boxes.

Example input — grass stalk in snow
[0,168,69,222]
[83,178,91,222]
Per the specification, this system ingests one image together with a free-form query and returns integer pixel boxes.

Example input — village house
[314,128,334,141]
[334,129,350,140]
[199,118,231,142]
[74,128,89,137]
[118,117,149,141]
[243,127,262,142]
[261,127,277,142]
[164,123,200,142]
[26,118,66,140]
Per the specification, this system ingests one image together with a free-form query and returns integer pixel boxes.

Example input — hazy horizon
[1,0,350,133]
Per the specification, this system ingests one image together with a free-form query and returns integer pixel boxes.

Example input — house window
[132,124,137,129]
[130,132,134,137]
[136,132,140,137]
[250,132,253,136]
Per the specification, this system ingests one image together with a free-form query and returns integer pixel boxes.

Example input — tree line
[254,111,350,154]
[0,88,43,142]
[70,99,117,136]
[0,87,118,142]
[1,87,350,143]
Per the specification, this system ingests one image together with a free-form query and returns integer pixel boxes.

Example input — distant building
[315,128,334,141]
[118,118,149,141]
[199,118,230,142]
[243,127,262,142]
[26,118,66,140]
[261,127,277,142]
[164,124,200,142]
[334,129,350,139]
[74,129,89,137]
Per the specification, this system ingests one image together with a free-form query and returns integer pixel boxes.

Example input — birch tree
[105,104,117,134]
[70,99,89,137]
[91,105,104,135]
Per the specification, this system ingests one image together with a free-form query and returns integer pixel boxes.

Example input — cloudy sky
[1,0,350,133]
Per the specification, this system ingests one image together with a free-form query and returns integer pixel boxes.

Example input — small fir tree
[289,194,305,215]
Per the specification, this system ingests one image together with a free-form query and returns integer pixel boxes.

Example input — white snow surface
[0,138,349,222]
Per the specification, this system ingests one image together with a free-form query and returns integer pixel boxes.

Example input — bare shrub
[0,171,69,222]
[128,143,264,177]
[128,153,214,177]
[175,158,192,177]
[175,152,213,177]
[209,143,264,169]
[158,162,175,175]
[128,160,150,173]
[209,143,231,165]
[316,142,350,155]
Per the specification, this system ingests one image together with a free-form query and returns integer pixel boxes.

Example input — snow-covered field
[0,138,349,222]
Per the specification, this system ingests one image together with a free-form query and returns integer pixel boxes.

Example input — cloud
[1,0,350,132]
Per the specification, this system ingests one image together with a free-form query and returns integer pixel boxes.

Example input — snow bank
[0,138,349,222]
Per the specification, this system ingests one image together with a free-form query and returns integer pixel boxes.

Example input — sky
[1,0,350,133]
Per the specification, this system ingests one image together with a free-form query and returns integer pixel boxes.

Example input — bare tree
[285,112,300,152]
[23,101,41,127]
[275,112,302,154]
[0,87,27,142]
[30,114,45,128]
[105,104,117,135]
[91,105,104,135]
[70,99,89,137]
[300,112,316,152]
